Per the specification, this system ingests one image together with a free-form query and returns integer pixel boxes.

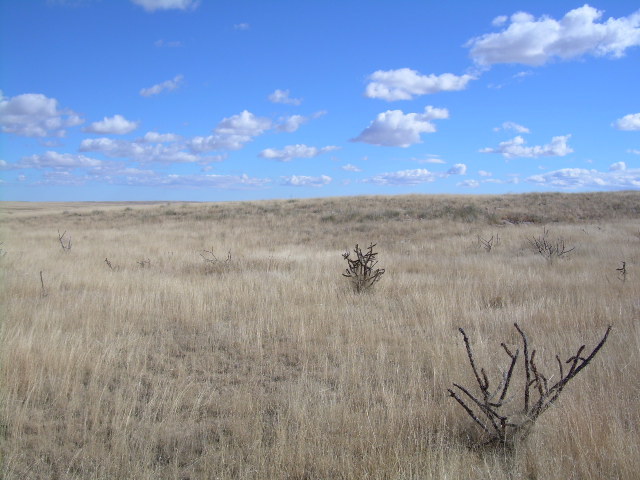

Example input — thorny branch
[448,323,611,447]
[342,243,385,292]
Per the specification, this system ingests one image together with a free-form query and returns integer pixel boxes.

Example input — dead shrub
[342,243,385,293]
[449,323,611,448]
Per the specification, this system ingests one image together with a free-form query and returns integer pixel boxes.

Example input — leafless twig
[616,261,627,282]
[478,234,500,252]
[58,230,72,252]
[40,270,48,297]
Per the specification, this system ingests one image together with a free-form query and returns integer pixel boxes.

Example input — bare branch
[40,270,47,297]
[58,230,72,252]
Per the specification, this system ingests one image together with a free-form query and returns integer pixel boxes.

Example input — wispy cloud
[281,175,331,187]
[17,151,102,169]
[493,121,530,133]
[275,115,307,133]
[122,172,270,189]
[458,179,480,188]
[268,89,302,106]
[154,39,183,47]
[140,74,184,97]
[364,164,466,185]
[527,162,640,189]
[131,0,199,12]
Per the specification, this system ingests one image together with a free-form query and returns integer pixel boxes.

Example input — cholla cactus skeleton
[449,323,611,447]
[342,243,385,292]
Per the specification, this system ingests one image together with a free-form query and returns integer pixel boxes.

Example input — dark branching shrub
[449,323,611,448]
[528,227,575,263]
[342,243,385,293]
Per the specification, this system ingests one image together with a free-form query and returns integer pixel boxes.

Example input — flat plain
[1,192,639,479]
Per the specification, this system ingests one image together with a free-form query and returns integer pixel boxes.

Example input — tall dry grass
[1,192,639,479]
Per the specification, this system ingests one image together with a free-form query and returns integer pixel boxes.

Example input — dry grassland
[1,192,639,479]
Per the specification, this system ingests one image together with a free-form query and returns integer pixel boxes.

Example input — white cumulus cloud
[0,92,83,137]
[613,113,640,131]
[480,134,573,158]
[527,164,640,189]
[140,74,184,97]
[131,0,199,12]
[268,89,302,105]
[281,175,332,187]
[468,5,640,66]
[259,144,339,162]
[352,106,449,147]
[609,161,626,171]
[365,68,475,101]
[189,110,272,152]
[216,110,271,137]
[84,114,139,135]
[447,163,467,175]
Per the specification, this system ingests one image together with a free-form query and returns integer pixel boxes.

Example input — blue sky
[1,0,639,201]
